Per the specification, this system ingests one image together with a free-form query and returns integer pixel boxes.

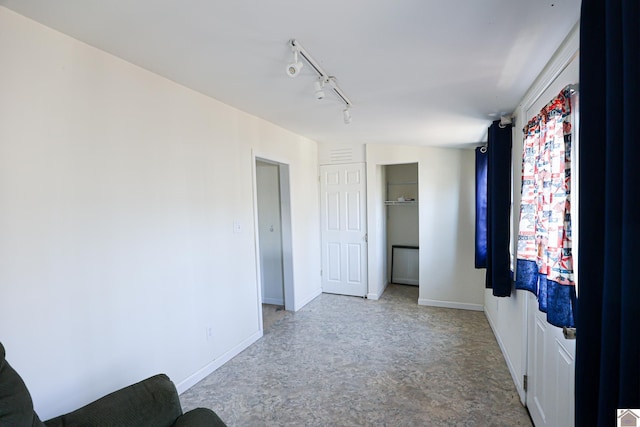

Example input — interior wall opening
[254,158,294,331]
[384,163,419,293]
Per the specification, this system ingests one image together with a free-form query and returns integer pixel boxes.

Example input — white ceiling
[0,0,581,148]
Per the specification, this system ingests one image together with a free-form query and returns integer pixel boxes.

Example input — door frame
[251,153,295,333]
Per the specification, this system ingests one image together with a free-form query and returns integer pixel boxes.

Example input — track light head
[343,107,352,124]
[286,61,303,77]
[314,78,325,100]
[286,49,303,78]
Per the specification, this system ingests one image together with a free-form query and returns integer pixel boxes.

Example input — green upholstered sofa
[0,342,226,427]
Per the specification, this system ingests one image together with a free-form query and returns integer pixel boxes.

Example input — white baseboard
[367,281,389,300]
[294,288,322,311]
[176,330,262,395]
[418,298,484,312]
[484,310,526,404]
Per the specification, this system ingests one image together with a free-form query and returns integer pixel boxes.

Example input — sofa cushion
[173,407,228,427]
[0,342,46,427]
[45,374,183,427]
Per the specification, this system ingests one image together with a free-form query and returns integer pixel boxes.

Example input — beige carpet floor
[180,284,532,426]
[262,303,287,332]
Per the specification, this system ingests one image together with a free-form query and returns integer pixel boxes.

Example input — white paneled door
[320,163,367,297]
[526,293,576,427]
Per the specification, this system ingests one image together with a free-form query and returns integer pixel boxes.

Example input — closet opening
[384,163,419,288]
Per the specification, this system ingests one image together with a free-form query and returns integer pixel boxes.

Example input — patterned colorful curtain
[515,86,577,327]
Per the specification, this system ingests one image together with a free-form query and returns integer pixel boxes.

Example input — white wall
[366,163,387,300]
[367,145,485,309]
[0,7,320,420]
[483,24,579,404]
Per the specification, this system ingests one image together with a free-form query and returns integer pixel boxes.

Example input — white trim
[418,298,484,312]
[176,330,262,394]
[519,291,529,406]
[484,308,527,404]
[294,287,322,311]
[251,151,265,333]
[520,22,580,113]
[366,281,388,300]
[278,164,295,311]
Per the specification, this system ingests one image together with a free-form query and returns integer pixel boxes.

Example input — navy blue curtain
[576,0,640,424]
[485,120,512,297]
[475,147,488,268]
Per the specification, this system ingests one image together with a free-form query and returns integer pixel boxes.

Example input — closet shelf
[384,201,417,206]
[387,181,418,186]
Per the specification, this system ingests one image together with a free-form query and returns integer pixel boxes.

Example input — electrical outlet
[206,327,213,340]
[233,221,242,233]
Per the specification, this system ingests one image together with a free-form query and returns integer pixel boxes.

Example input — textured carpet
[262,304,287,332]
[180,284,532,426]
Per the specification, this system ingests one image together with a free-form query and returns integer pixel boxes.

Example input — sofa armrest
[45,374,183,427]
[0,343,46,427]
[173,408,227,427]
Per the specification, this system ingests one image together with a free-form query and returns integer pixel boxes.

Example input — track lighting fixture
[343,107,352,124]
[314,77,326,100]
[286,47,303,78]
[286,39,353,123]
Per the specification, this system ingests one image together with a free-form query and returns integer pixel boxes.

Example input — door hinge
[364,233,368,243]
[320,269,322,277]
[523,375,528,392]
